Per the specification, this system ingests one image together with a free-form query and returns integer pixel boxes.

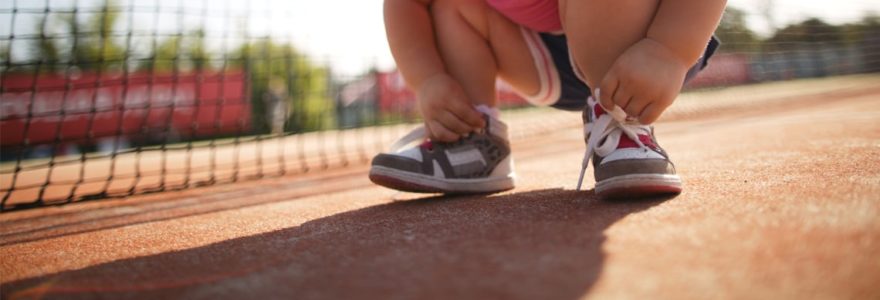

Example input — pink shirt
[486,0,562,33]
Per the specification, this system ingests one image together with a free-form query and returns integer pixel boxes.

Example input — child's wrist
[414,72,451,91]
[641,37,697,68]
[408,71,440,90]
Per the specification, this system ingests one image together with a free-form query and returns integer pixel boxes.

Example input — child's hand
[597,38,691,124]
[416,73,486,142]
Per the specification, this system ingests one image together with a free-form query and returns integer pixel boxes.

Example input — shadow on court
[3,189,672,299]
[0,169,374,246]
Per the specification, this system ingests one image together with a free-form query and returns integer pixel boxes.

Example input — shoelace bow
[576,105,654,190]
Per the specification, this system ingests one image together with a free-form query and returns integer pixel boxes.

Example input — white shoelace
[576,98,653,190]
[392,103,650,191]
[389,126,427,152]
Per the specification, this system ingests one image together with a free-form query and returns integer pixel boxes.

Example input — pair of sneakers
[369,97,681,199]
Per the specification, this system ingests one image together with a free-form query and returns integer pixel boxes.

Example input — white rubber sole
[369,165,515,194]
[594,174,682,199]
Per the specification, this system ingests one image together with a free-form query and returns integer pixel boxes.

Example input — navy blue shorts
[517,27,720,111]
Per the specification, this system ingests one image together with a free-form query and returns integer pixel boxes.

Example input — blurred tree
[851,14,880,72]
[715,6,760,53]
[138,29,211,73]
[13,0,372,136]
[231,40,334,133]
[32,16,62,72]
[840,13,880,45]
[139,35,181,72]
[22,0,126,72]
[60,0,126,71]
[0,45,15,73]
[189,29,211,71]
[0,46,8,65]
[764,18,845,51]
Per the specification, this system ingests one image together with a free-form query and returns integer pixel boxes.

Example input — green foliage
[764,18,845,51]
[190,29,210,71]
[230,40,335,134]
[715,7,761,53]
[143,36,180,72]
[712,8,880,54]
[22,1,125,72]
[0,45,15,73]
[20,0,335,135]
[32,16,62,71]
[840,14,880,45]
[63,0,126,71]
[139,29,210,73]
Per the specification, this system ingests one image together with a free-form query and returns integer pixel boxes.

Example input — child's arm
[597,0,726,124]
[647,0,727,67]
[384,0,444,89]
[384,0,485,141]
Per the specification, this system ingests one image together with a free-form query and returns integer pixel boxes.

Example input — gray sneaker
[577,96,682,199]
[369,114,515,194]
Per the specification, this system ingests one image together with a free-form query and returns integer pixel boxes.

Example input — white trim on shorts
[517,26,562,107]
[568,48,589,84]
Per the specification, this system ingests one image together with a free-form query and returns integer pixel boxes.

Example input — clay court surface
[1,75,879,299]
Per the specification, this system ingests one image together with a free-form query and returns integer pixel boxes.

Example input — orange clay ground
[1,75,879,299]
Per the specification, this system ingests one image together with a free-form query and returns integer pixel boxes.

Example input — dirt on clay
[1,74,879,299]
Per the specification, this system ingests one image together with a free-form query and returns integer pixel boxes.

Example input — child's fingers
[427,120,459,142]
[612,84,635,115]
[623,94,650,119]
[448,100,486,129]
[437,110,475,135]
[638,102,664,125]
[597,76,619,112]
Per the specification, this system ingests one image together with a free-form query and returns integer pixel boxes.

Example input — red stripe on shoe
[616,134,658,149]
[594,104,606,118]
[419,140,434,151]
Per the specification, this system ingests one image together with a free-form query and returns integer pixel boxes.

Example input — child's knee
[429,0,469,17]
[430,0,490,32]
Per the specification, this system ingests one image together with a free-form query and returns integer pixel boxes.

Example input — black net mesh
[2,0,879,211]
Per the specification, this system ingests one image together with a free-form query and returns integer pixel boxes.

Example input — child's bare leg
[369,0,531,193]
[430,0,540,107]
[559,0,659,91]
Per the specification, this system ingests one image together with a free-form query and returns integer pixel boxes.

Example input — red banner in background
[375,71,416,115]
[1,71,250,147]
[685,53,752,89]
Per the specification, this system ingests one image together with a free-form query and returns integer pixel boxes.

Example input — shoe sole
[369,166,515,194]
[595,174,682,200]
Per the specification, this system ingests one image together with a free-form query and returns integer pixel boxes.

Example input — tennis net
[2,0,878,210]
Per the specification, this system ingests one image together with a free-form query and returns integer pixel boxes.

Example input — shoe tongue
[590,99,656,150]
[593,104,607,118]
[617,134,657,149]
[593,102,627,122]
[419,140,434,150]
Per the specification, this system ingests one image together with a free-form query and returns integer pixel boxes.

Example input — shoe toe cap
[371,153,423,174]
[595,159,676,182]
